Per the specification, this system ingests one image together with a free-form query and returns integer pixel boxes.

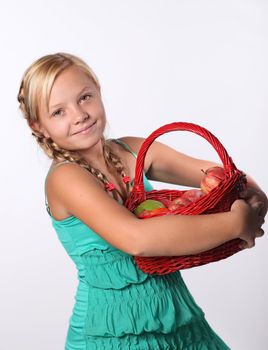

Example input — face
[34,66,106,155]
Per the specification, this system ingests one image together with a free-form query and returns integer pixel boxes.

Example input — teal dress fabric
[45,140,230,350]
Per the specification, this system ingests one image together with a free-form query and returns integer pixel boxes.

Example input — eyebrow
[49,86,94,110]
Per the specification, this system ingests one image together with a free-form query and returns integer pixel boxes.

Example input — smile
[73,122,96,135]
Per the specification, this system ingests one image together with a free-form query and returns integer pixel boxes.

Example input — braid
[102,140,132,196]
[33,133,122,200]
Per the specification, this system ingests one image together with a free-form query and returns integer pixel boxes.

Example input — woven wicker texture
[125,122,246,275]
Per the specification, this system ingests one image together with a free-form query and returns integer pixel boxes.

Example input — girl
[18,53,267,350]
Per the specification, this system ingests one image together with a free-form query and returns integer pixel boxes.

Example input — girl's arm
[122,136,265,189]
[122,136,268,219]
[46,163,263,257]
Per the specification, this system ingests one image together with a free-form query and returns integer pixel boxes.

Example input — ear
[30,121,50,138]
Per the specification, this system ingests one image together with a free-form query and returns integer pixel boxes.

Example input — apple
[138,207,170,219]
[134,199,166,217]
[200,166,225,194]
[181,189,204,201]
[168,196,191,211]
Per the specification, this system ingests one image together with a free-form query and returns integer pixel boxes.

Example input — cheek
[97,103,106,122]
[89,102,106,123]
[48,124,69,140]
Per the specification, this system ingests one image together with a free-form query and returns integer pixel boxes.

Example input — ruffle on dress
[84,319,230,350]
[80,249,205,338]
[81,248,148,289]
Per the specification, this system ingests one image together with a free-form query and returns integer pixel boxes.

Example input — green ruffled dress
[45,140,231,350]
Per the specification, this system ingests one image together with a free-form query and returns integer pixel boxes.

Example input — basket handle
[132,122,237,193]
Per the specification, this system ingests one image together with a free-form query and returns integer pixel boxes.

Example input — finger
[239,240,248,250]
[257,215,265,226]
[247,239,256,248]
[247,195,259,206]
[252,201,264,213]
[260,208,268,218]
[239,188,254,199]
[242,238,255,249]
[239,190,248,199]
[255,228,264,238]
[239,238,255,249]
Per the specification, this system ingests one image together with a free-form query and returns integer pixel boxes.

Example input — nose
[72,106,89,124]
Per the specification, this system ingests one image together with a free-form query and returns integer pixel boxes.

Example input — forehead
[39,66,97,117]
[50,66,95,98]
[48,67,97,106]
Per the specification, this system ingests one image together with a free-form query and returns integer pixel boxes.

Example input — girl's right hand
[231,199,265,249]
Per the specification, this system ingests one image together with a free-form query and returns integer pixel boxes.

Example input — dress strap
[110,139,137,159]
[44,160,71,216]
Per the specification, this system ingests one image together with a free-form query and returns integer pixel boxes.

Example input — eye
[51,109,64,117]
[80,94,92,103]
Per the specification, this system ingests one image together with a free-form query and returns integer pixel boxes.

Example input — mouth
[72,122,96,135]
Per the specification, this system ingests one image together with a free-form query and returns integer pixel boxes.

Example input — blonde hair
[18,52,131,201]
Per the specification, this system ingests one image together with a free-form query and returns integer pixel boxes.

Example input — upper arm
[147,141,220,187]
[46,163,142,255]
[119,136,220,188]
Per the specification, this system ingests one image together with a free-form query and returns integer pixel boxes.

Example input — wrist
[229,211,242,239]
[229,200,248,240]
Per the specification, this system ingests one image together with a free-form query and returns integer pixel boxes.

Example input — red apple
[168,196,192,211]
[200,166,225,194]
[181,189,204,201]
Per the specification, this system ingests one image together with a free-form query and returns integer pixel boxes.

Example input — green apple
[134,199,165,216]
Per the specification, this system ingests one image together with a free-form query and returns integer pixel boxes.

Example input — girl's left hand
[240,187,268,221]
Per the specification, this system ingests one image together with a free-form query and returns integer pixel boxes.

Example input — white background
[0,0,267,349]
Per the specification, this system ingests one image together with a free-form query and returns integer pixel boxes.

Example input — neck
[78,139,108,170]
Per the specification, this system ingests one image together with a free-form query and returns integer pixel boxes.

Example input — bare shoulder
[45,161,141,255]
[46,162,104,214]
[45,161,98,197]
[46,161,97,187]
[45,162,98,219]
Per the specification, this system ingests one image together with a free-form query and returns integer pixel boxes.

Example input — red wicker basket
[125,122,247,275]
